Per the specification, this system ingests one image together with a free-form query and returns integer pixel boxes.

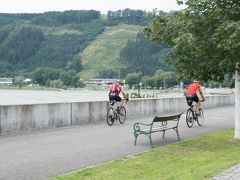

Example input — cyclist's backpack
[109,84,120,96]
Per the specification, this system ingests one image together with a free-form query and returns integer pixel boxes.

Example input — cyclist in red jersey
[184,80,205,115]
[108,80,128,108]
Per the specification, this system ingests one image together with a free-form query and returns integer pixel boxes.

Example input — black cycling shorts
[185,94,199,106]
[109,95,122,102]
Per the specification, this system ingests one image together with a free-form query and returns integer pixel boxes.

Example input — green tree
[144,0,240,139]
[142,75,155,88]
[119,33,171,77]
[65,56,83,72]
[154,75,163,89]
[76,79,85,88]
[98,69,119,79]
[14,76,25,88]
[71,74,85,88]
[32,67,61,85]
[50,79,64,89]
[59,70,76,86]
[125,72,142,88]
[161,71,178,88]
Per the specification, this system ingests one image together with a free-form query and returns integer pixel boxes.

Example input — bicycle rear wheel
[106,107,114,126]
[196,108,204,126]
[186,108,194,128]
[119,106,126,124]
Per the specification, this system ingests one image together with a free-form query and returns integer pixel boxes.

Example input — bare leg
[108,103,114,117]
[119,99,125,107]
[195,102,200,113]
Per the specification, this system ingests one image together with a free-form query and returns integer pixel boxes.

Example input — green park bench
[133,113,182,147]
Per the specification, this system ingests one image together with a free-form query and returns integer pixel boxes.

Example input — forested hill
[0,10,104,76]
[0,9,171,81]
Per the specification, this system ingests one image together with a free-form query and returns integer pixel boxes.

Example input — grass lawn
[51,129,240,180]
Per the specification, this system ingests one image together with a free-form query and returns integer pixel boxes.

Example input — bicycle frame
[186,100,204,128]
[106,99,127,126]
[188,99,204,114]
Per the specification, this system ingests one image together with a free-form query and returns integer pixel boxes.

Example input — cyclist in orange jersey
[184,80,205,115]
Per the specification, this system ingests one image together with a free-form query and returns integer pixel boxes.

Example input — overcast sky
[0,0,184,14]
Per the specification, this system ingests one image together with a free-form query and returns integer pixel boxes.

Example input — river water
[0,88,233,105]
[0,89,184,105]
[0,89,110,105]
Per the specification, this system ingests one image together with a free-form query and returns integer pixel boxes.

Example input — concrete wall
[0,94,234,135]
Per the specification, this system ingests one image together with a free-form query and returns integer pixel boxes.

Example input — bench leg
[134,136,137,146]
[134,132,138,146]
[162,130,165,139]
[174,128,180,141]
[148,134,154,148]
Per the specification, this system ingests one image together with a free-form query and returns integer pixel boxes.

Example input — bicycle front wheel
[106,107,114,126]
[186,108,194,128]
[197,108,204,126]
[119,106,126,124]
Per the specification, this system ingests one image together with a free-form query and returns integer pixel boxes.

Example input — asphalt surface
[0,105,235,180]
[212,164,240,180]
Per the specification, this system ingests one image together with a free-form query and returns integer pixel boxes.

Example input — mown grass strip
[51,129,240,180]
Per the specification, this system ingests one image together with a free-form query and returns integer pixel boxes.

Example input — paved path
[0,105,235,180]
[212,164,240,180]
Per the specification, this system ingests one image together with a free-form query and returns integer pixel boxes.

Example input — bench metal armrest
[133,122,152,132]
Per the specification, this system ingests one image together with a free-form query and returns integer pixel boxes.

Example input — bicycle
[106,99,127,126]
[186,100,205,128]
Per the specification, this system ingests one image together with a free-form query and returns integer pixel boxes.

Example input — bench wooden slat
[153,113,182,122]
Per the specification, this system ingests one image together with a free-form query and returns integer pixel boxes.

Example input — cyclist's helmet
[117,80,124,85]
[193,79,199,83]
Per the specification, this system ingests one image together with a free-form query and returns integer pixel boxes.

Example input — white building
[86,79,120,85]
[0,78,13,85]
